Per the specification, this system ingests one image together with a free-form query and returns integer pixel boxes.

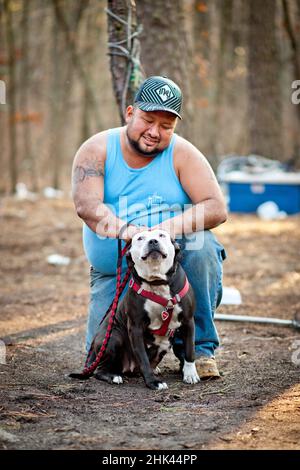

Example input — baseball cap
[134,76,182,119]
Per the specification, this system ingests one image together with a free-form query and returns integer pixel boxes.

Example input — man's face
[125,106,177,157]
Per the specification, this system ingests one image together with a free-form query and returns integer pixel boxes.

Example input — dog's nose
[148,238,159,246]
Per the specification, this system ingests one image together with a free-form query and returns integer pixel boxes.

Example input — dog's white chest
[142,284,182,347]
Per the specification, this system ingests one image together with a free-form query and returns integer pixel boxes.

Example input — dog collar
[129,276,190,337]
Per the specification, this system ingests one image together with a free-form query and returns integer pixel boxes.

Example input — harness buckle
[166,299,174,310]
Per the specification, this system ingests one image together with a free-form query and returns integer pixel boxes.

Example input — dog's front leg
[128,318,168,390]
[181,318,200,384]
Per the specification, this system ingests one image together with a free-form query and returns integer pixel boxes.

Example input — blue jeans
[86,230,226,359]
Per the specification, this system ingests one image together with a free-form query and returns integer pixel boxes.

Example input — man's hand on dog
[119,224,149,242]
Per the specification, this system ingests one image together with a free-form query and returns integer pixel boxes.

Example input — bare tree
[282,0,300,166]
[211,0,234,158]
[136,0,195,142]
[4,0,17,193]
[50,0,90,188]
[20,0,38,191]
[282,0,300,120]
[247,0,283,160]
[52,0,101,128]
[193,0,210,62]
[106,0,143,124]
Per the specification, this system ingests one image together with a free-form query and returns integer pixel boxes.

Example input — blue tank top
[82,127,192,274]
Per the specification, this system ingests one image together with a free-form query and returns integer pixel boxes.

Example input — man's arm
[153,136,227,237]
[72,132,139,241]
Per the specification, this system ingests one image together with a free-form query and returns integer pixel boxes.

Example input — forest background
[1,0,300,194]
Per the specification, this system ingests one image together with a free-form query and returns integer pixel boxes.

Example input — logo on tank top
[147,192,163,208]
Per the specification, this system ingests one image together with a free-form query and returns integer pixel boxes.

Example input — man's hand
[119,224,149,243]
[150,222,176,240]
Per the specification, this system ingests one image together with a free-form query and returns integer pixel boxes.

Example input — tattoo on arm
[73,158,104,184]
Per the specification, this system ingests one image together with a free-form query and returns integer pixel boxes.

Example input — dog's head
[127,229,180,282]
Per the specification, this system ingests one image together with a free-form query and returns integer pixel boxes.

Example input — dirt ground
[0,196,299,450]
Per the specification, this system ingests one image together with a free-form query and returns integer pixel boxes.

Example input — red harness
[129,276,190,337]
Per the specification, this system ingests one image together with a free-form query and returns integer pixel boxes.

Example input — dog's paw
[182,360,200,385]
[157,382,168,390]
[94,371,123,385]
[153,366,161,375]
[146,380,168,391]
[112,375,123,384]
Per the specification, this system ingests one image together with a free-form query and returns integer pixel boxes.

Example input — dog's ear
[171,239,182,262]
[126,249,134,271]
[166,239,182,277]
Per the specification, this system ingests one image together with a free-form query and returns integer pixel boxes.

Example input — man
[72,76,227,379]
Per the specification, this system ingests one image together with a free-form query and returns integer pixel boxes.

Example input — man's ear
[125,105,134,123]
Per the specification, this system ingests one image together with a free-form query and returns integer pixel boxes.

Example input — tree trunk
[20,0,38,192]
[106,0,142,124]
[193,0,210,62]
[248,0,283,160]
[191,0,211,155]
[282,0,300,120]
[282,0,300,167]
[136,0,195,142]
[211,0,234,158]
[50,0,88,188]
[49,14,62,189]
[52,0,101,129]
[0,1,6,189]
[4,0,17,193]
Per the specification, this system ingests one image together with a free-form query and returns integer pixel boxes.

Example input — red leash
[69,237,131,379]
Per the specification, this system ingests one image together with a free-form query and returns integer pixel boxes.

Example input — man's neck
[120,127,157,169]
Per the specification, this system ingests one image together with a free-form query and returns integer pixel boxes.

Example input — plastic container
[220,172,300,214]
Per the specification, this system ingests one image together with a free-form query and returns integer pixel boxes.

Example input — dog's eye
[137,236,144,241]
[159,233,166,238]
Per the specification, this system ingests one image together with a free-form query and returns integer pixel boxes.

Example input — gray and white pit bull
[84,229,200,390]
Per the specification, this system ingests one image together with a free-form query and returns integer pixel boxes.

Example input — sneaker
[195,356,221,380]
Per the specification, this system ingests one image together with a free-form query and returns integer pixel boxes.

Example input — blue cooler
[220,172,300,214]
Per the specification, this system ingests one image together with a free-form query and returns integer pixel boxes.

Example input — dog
[82,229,200,390]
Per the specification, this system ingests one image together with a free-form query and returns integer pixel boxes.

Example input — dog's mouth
[141,248,167,261]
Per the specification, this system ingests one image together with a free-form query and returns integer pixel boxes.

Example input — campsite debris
[215,312,300,331]
[218,155,300,215]
[257,201,287,220]
[199,384,234,399]
[217,154,288,180]
[47,254,71,266]
[43,187,64,199]
[0,429,19,443]
[220,287,242,305]
[15,183,38,202]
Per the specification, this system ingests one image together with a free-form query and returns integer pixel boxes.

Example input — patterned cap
[134,76,182,119]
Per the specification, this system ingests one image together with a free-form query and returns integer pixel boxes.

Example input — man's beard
[126,130,160,157]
